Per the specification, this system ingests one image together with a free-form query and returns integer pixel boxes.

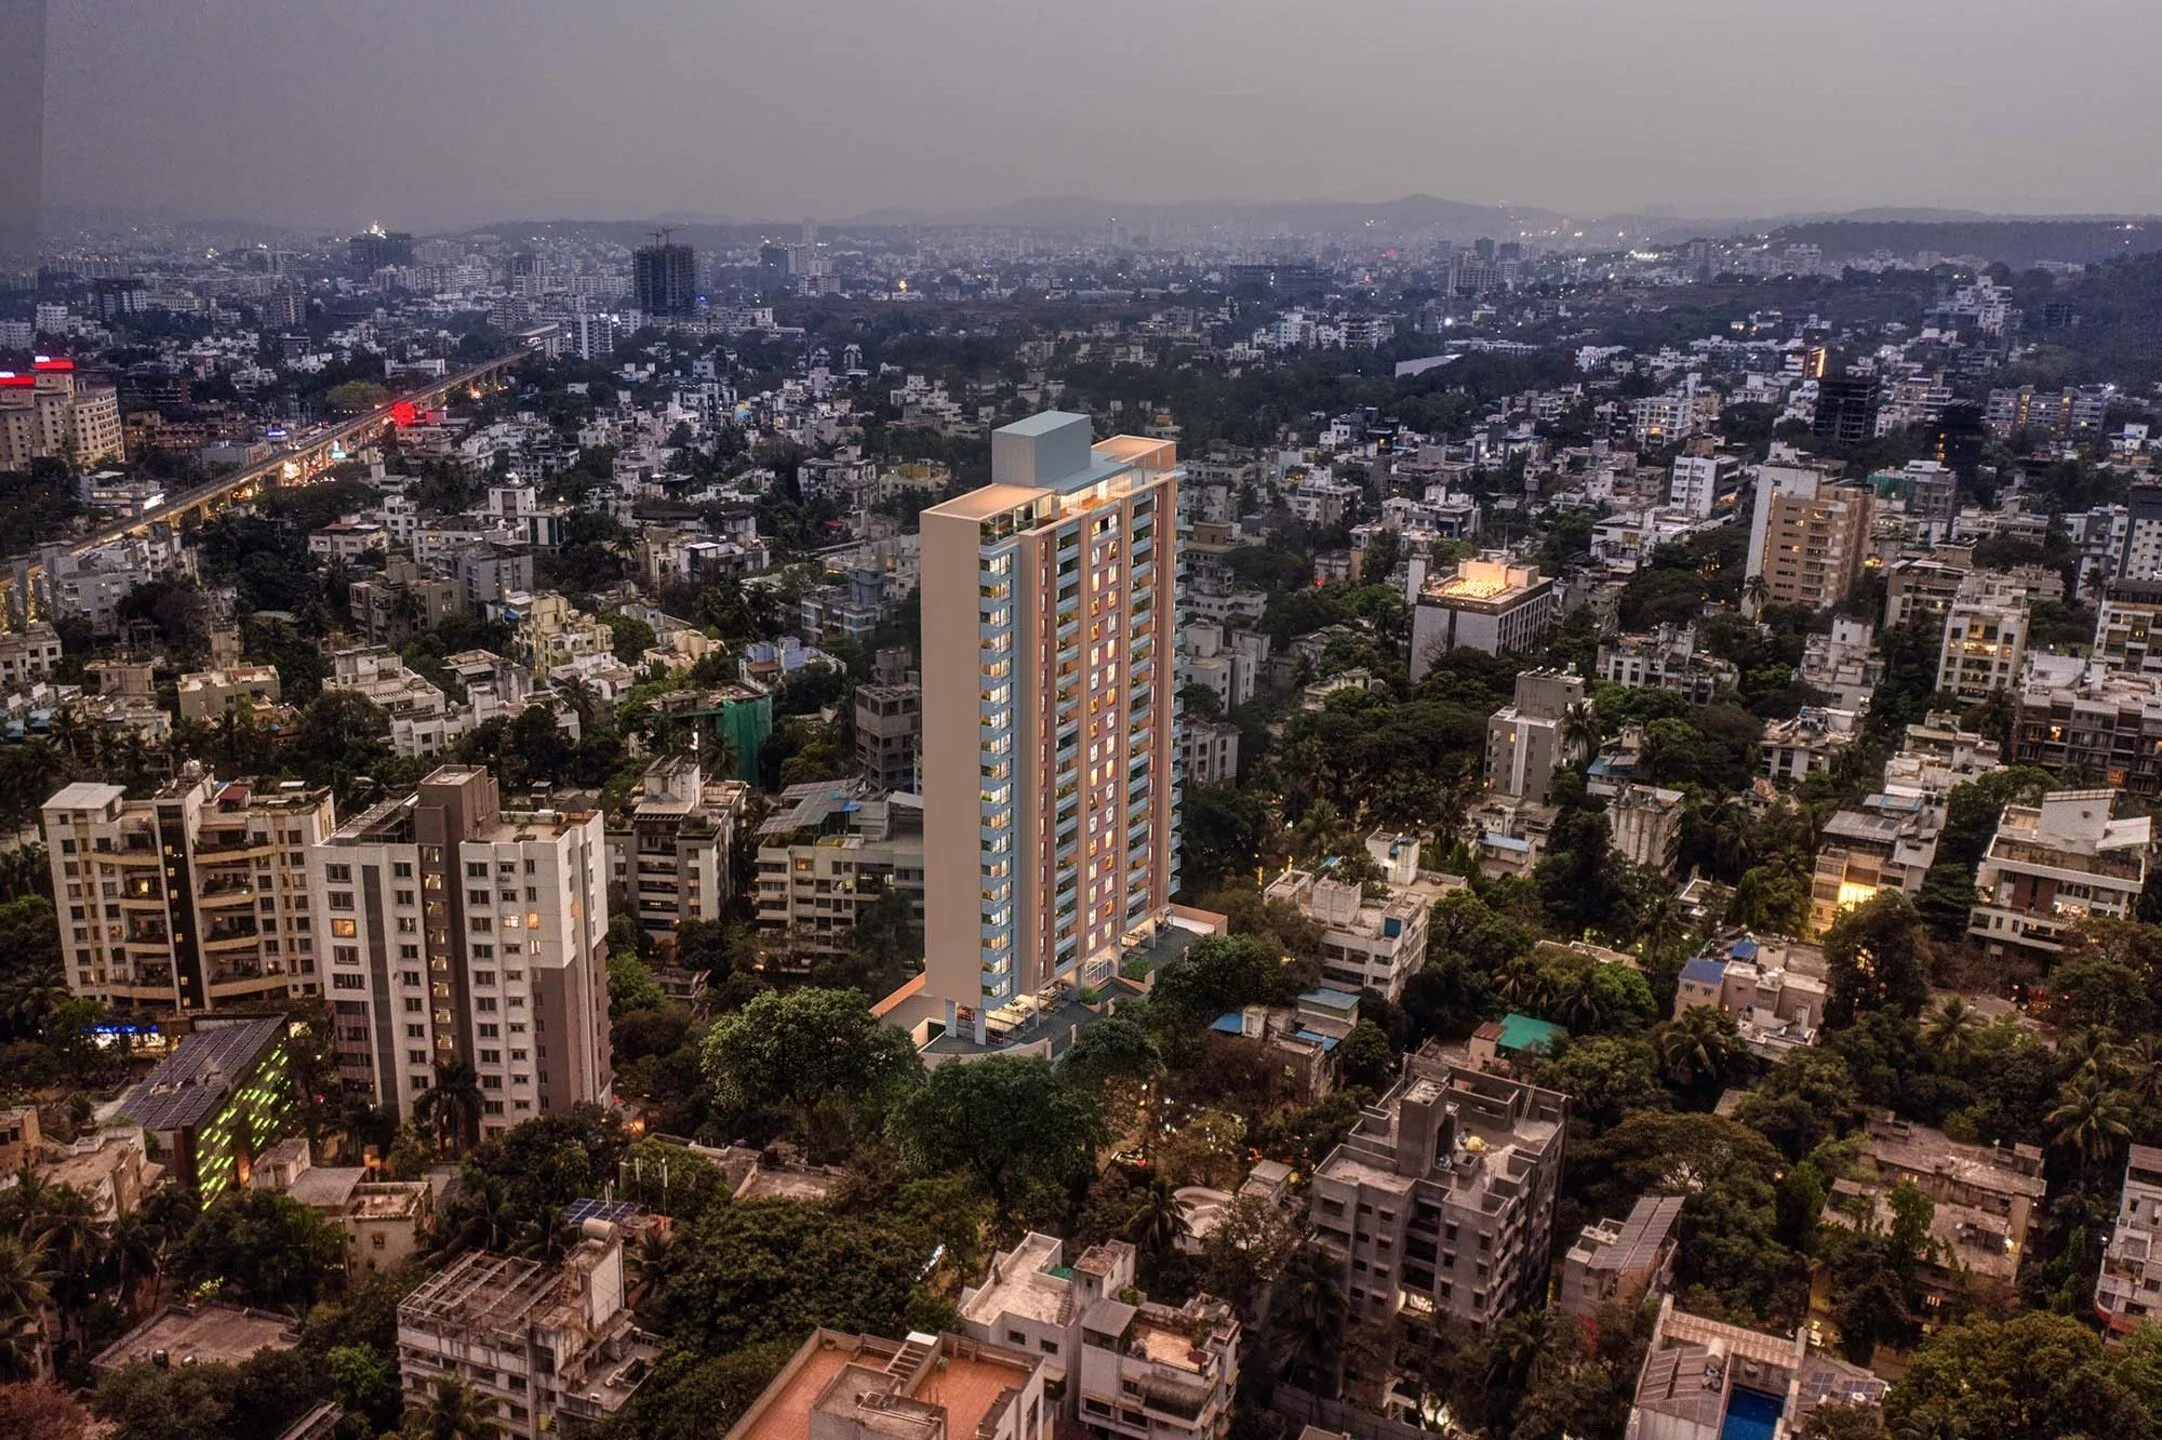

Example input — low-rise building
[1626,1296,1883,1440]
[1674,937,1826,1060]
[176,665,282,725]
[1558,1193,1684,1319]
[118,1015,298,1201]
[1182,719,1241,787]
[1594,625,1737,705]
[1809,791,1941,936]
[754,782,925,969]
[721,1330,1046,1440]
[1821,1115,2046,1315]
[1309,1045,1567,1331]
[1485,669,1588,806]
[1969,787,2150,959]
[2096,1144,2162,1334]
[2094,579,2162,678]
[1798,617,1884,712]
[1263,859,1444,1003]
[397,1229,658,1438]
[0,621,63,691]
[250,1137,434,1277]
[1762,707,1861,782]
[94,1303,297,1376]
[853,680,923,794]
[1075,1290,1240,1440]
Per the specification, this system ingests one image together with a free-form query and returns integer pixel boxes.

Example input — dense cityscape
[8,5,2162,1440]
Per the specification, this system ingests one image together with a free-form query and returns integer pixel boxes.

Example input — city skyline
[34,0,2162,233]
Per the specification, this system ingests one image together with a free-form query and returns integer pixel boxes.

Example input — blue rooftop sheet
[1681,957,1729,985]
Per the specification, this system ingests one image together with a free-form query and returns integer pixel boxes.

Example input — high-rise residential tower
[919,413,1183,1044]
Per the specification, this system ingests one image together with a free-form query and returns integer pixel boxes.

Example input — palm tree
[2048,1072,2132,1169]
[1656,1005,1745,1092]
[1274,1248,1350,1401]
[1561,700,1599,764]
[402,1376,502,1440]
[1742,573,1771,617]
[29,1189,103,1356]
[1924,996,1981,1071]
[2059,1027,2122,1083]
[415,1061,485,1152]
[2123,1035,2162,1116]
[1126,1177,1188,1269]
[0,1234,51,1381]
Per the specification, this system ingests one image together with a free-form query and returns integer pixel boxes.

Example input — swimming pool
[1719,1387,1786,1440]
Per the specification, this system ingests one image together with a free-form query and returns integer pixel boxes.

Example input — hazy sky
[43,0,2162,231]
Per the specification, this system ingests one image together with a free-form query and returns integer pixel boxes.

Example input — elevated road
[3,347,535,616]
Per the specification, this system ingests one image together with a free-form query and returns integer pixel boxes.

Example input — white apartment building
[1608,784,1684,875]
[1182,719,1240,787]
[1668,454,1741,520]
[0,622,63,691]
[1937,572,2036,702]
[42,771,335,1016]
[2097,1145,2162,1335]
[1075,1291,1239,1440]
[754,783,925,970]
[312,766,612,1128]
[1970,788,2150,960]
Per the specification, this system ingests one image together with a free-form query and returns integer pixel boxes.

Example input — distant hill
[1764,218,2162,267]
[842,193,1561,242]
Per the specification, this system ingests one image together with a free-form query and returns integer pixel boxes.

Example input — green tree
[170,1191,344,1312]
[1884,1311,2157,1440]
[2047,1071,2133,1170]
[888,1055,1101,1218]
[0,1235,50,1380]
[415,1060,485,1151]
[701,988,921,1147]
[1823,892,1931,1027]
[608,952,668,1019]
[1335,1019,1396,1091]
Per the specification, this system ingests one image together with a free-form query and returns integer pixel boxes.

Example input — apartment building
[1809,792,1941,936]
[1485,669,1587,806]
[1593,624,1737,704]
[854,679,923,794]
[958,1231,1237,1440]
[1410,555,1558,679]
[1883,553,1973,631]
[2096,1145,2162,1334]
[2011,654,2162,795]
[0,357,125,470]
[1182,719,1240,787]
[311,765,613,1128]
[176,664,282,724]
[1263,859,1443,1002]
[0,620,63,691]
[325,645,465,758]
[1183,621,1265,713]
[2094,579,2162,678]
[1309,1045,1567,1331]
[1937,572,2039,702]
[1798,617,1884,711]
[1762,706,1861,781]
[919,413,1184,1045]
[397,1229,658,1438]
[1819,1116,2045,1316]
[1074,1290,1239,1440]
[755,781,925,969]
[1744,460,1873,611]
[1558,1193,1683,1320]
[1969,788,2150,960]
[1669,453,1741,519]
[603,757,749,949]
[42,772,335,1015]
[722,1330,1047,1440]
[1608,784,1684,875]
